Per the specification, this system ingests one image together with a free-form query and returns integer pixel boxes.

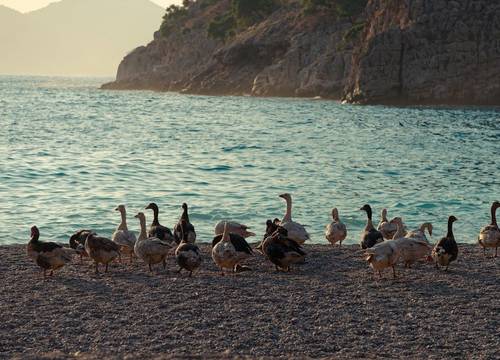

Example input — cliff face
[103,0,500,106]
[344,0,500,105]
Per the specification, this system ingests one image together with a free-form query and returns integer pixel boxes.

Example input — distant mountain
[0,0,164,76]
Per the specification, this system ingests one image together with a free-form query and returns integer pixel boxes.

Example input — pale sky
[1,0,180,13]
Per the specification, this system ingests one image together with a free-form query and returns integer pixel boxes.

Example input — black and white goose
[432,216,459,270]
[359,204,384,249]
[145,202,175,244]
[212,223,253,275]
[173,203,196,244]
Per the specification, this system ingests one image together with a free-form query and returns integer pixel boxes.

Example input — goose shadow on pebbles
[0,243,498,359]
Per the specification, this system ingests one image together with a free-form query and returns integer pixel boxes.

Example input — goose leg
[105,263,109,273]
[50,270,54,277]
[43,270,47,278]
[392,266,396,279]
[483,247,486,257]
[189,271,193,277]
[177,268,182,274]
[495,246,498,258]
[148,263,153,273]
[445,265,449,271]
[220,267,225,276]
[95,262,99,274]
[163,259,166,270]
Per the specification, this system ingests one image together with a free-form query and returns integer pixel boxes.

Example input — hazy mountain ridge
[103,0,500,105]
[0,0,165,76]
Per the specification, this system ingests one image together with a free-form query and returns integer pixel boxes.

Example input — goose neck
[282,197,292,222]
[138,218,147,241]
[446,218,455,239]
[118,209,128,231]
[491,203,498,227]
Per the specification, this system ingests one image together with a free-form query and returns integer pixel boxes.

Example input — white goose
[278,193,310,245]
[214,221,256,238]
[112,205,137,262]
[134,212,172,273]
[391,217,432,268]
[364,240,401,280]
[377,209,398,240]
[406,222,433,244]
[324,207,347,246]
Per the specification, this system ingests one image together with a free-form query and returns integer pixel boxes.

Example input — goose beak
[114,207,119,211]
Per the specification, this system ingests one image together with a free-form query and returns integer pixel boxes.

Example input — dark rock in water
[103,0,500,106]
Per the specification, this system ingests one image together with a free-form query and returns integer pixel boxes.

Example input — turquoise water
[0,76,499,245]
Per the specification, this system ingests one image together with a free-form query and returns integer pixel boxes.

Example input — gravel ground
[0,243,498,359]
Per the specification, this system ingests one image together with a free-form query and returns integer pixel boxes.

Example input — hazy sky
[1,0,180,12]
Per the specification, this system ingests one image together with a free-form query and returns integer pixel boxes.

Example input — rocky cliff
[103,0,500,106]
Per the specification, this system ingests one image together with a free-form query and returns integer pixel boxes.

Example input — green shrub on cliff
[207,0,278,41]
[207,12,236,41]
[302,0,367,18]
[159,4,189,36]
[232,0,277,27]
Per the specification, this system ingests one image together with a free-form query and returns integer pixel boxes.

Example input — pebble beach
[1,243,498,359]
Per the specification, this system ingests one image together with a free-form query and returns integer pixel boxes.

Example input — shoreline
[1,243,498,359]
[100,82,500,108]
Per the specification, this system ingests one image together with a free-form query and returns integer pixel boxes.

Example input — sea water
[0,76,499,245]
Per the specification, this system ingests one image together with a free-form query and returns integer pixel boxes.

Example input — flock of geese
[26,194,500,280]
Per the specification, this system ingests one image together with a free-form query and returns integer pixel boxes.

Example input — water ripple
[0,76,499,245]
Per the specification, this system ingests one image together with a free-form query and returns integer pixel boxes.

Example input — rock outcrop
[103,0,500,106]
[343,0,500,105]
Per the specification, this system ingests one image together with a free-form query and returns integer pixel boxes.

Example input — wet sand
[1,243,498,359]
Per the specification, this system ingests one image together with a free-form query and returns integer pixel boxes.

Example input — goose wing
[212,234,222,248]
[112,230,136,247]
[229,233,253,255]
[149,224,174,242]
[281,221,310,242]
[92,236,120,252]
[69,229,93,248]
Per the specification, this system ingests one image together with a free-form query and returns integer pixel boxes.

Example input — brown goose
[69,229,94,262]
[28,226,74,277]
[261,226,306,272]
[478,201,500,257]
[173,203,196,244]
[359,204,384,249]
[432,216,459,270]
[85,233,120,274]
[175,219,202,277]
